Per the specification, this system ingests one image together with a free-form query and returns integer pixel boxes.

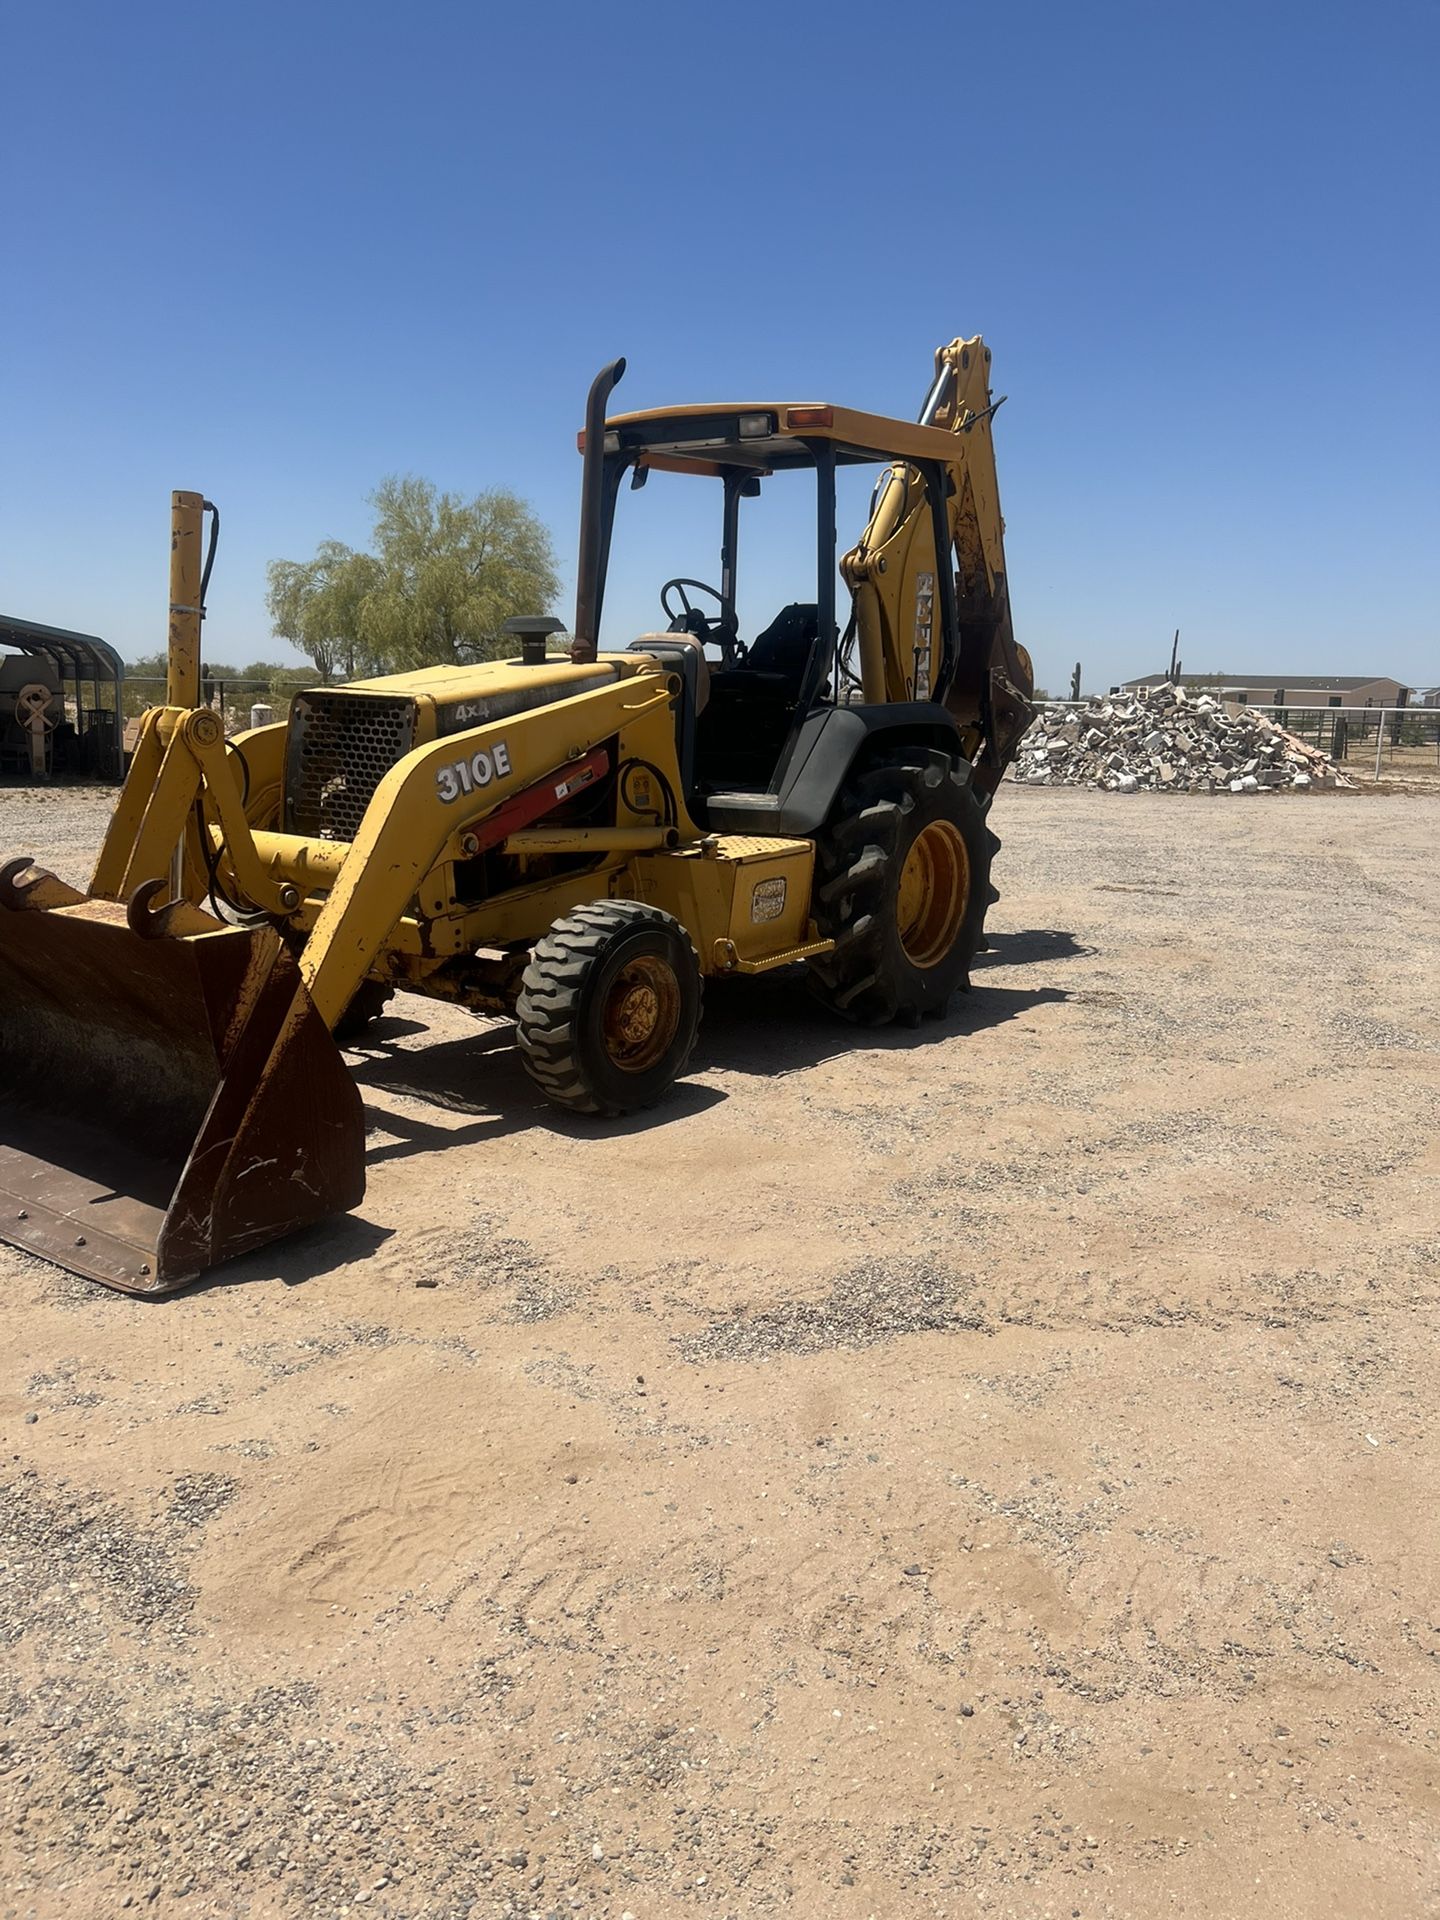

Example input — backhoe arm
[841,335,1034,795]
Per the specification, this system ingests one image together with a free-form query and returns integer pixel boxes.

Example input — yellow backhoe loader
[0,338,1033,1294]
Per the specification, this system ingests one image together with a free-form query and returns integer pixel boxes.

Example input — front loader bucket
[0,891,365,1296]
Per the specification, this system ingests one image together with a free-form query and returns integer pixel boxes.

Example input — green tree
[266,477,560,678]
[266,540,382,681]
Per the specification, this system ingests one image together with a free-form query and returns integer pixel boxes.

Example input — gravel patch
[676,1257,985,1364]
[0,1471,219,1648]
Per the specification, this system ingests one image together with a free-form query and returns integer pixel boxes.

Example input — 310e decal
[436,740,512,804]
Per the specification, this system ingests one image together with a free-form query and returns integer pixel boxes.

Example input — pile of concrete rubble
[1013,683,1353,792]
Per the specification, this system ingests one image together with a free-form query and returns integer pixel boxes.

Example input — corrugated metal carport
[0,615,126,781]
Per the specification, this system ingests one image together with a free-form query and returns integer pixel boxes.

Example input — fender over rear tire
[515,901,703,1116]
[806,749,999,1026]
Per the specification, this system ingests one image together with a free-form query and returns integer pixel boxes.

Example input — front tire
[515,901,703,1115]
[807,750,998,1026]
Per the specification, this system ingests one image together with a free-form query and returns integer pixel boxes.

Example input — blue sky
[3,0,1436,696]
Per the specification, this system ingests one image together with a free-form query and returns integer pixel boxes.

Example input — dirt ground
[2,783,1438,1920]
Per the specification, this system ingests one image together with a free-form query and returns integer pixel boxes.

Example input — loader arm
[841,335,1034,794]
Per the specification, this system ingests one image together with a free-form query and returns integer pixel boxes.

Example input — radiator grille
[285,692,417,841]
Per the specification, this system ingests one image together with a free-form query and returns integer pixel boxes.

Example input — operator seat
[693,603,821,797]
[743,602,819,682]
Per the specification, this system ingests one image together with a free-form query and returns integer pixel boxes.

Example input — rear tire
[515,901,703,1116]
[807,749,999,1026]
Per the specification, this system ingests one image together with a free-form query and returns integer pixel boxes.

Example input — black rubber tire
[333,981,393,1044]
[515,901,703,1116]
[806,749,999,1027]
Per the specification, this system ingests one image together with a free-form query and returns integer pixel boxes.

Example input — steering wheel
[659,578,745,668]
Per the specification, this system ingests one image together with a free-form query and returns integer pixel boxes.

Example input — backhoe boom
[842,335,1033,793]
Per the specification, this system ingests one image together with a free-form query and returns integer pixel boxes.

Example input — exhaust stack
[570,357,625,663]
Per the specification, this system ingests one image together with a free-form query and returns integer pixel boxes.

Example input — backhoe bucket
[0,888,365,1296]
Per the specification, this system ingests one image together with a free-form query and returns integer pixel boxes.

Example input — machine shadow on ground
[190,1215,397,1296]
[975,927,1096,966]
[695,973,1069,1077]
[340,954,1075,1154]
[348,1026,729,1164]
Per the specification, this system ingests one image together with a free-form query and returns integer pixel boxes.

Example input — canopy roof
[0,614,124,686]
[582,402,970,477]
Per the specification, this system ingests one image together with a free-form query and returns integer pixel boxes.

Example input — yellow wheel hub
[601,955,682,1073]
[896,819,970,969]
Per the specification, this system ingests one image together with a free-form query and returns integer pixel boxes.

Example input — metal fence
[122,677,288,734]
[1234,701,1439,772]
